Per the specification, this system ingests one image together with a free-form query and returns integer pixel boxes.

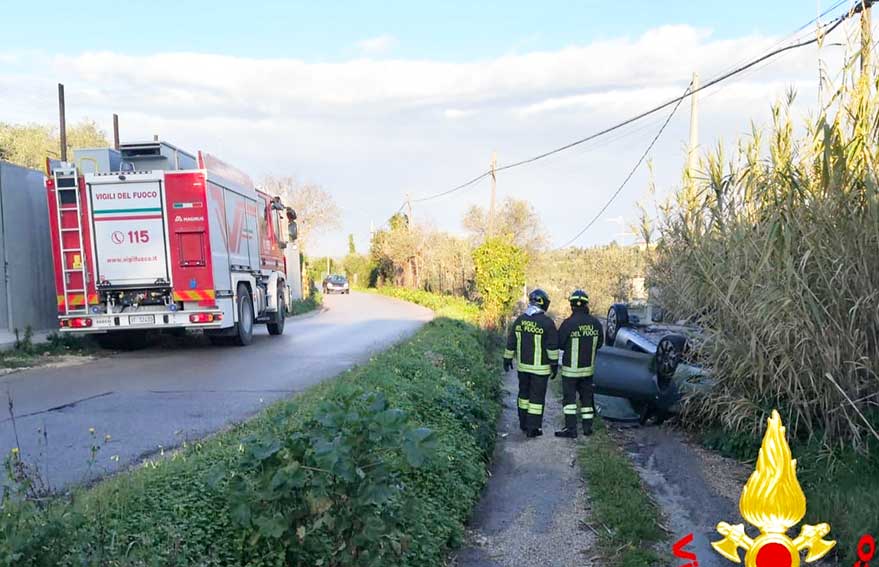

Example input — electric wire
[404,2,865,208]
[556,82,692,249]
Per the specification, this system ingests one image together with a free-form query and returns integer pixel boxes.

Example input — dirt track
[453,370,596,567]
[611,424,746,567]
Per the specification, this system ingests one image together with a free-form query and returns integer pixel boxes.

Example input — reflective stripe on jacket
[504,311,559,376]
[558,312,604,377]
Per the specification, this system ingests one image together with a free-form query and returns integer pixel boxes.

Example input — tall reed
[650,57,879,452]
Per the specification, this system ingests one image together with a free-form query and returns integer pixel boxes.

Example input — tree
[347,234,356,254]
[262,176,341,252]
[463,197,548,253]
[0,123,55,170]
[0,120,109,171]
[342,252,373,288]
[66,120,110,154]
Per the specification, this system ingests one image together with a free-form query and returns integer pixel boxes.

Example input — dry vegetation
[650,69,879,451]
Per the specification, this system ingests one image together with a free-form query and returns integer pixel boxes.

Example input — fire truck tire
[233,284,255,346]
[267,284,286,336]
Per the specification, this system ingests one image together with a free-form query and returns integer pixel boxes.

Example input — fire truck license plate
[130,315,155,325]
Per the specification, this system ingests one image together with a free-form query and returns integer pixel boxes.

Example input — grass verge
[287,290,323,316]
[702,428,879,565]
[367,287,480,322]
[1,293,500,566]
[578,418,665,567]
[0,329,95,369]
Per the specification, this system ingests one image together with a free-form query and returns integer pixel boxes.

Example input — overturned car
[592,301,712,425]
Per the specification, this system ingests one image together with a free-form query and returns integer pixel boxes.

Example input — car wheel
[267,284,286,336]
[656,334,687,388]
[606,304,630,345]
[233,284,254,346]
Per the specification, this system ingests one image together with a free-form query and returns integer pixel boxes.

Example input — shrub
[225,394,437,566]
[472,238,526,325]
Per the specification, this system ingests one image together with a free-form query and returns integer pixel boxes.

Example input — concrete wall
[285,243,303,301]
[0,161,57,333]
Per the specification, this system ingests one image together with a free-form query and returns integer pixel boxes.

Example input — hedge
[2,293,500,566]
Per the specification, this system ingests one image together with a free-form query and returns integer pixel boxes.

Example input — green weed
[578,418,665,567]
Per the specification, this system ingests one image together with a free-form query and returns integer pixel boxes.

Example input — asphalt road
[0,292,432,490]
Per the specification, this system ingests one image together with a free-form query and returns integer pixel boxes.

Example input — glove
[503,359,513,372]
[550,365,558,379]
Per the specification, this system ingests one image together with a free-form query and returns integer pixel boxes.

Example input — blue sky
[0,1,856,255]
[2,1,830,59]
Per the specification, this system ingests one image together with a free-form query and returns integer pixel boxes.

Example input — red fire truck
[46,141,295,347]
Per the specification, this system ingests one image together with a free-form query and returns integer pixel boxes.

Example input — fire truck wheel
[267,284,286,336]
[233,284,255,346]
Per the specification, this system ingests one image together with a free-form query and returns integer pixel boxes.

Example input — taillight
[62,318,92,328]
[189,313,221,323]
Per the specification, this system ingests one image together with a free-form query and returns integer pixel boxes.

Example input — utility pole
[404,193,413,229]
[861,0,872,76]
[488,152,497,237]
[326,257,330,277]
[58,84,67,162]
[112,114,120,150]
[685,72,699,188]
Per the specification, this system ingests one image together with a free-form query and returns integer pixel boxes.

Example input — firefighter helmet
[569,289,589,311]
[528,288,550,310]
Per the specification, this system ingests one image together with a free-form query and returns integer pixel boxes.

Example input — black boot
[582,420,593,436]
[526,428,543,438]
[554,427,577,438]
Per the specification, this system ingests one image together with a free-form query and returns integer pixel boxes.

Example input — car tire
[267,284,286,336]
[656,334,687,388]
[606,304,630,345]
[232,284,254,346]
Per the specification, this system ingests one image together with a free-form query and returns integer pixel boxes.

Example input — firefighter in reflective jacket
[555,289,604,437]
[503,289,559,438]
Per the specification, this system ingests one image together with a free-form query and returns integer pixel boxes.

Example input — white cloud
[444,108,477,119]
[0,22,850,255]
[356,35,398,55]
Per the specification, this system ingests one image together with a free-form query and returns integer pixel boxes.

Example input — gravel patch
[452,370,596,567]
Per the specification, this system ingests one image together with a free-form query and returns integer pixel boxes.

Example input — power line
[404,2,865,208]
[557,2,862,248]
[556,82,692,249]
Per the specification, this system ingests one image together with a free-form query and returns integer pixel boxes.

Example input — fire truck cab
[46,141,297,347]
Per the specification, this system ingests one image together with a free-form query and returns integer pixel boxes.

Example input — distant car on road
[323,274,350,294]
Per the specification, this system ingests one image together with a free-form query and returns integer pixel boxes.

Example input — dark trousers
[517,371,549,431]
[562,376,595,430]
